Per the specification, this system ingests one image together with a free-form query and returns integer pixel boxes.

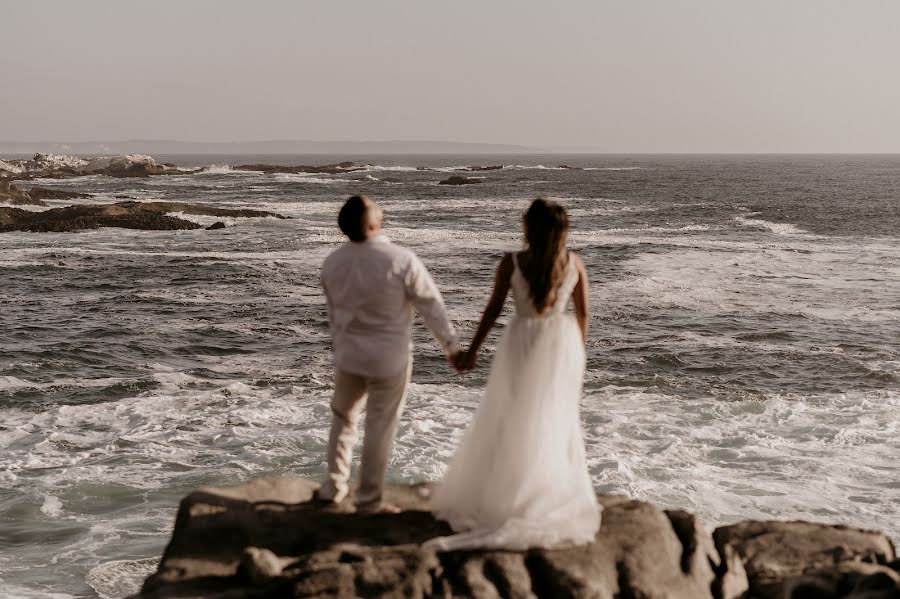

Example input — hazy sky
[2,1,899,152]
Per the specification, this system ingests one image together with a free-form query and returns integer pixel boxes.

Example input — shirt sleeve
[405,254,459,355]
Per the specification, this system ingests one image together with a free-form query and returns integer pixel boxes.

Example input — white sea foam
[86,558,159,599]
[504,164,566,170]
[735,215,810,236]
[40,495,63,518]
[273,173,346,184]
[359,164,419,172]
[582,166,642,171]
[198,165,236,175]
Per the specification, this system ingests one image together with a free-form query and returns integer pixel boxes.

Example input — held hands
[449,348,477,372]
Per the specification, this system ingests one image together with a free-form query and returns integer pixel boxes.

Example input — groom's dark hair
[338,195,369,242]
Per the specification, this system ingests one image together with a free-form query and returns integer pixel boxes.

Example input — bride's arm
[458,253,514,370]
[571,254,590,344]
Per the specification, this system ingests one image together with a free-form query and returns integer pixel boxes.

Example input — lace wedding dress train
[426,254,601,551]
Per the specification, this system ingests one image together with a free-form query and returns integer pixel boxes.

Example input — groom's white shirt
[321,234,458,378]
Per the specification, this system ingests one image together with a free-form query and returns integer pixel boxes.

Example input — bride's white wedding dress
[426,253,601,551]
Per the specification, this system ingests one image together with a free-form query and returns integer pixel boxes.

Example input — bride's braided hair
[523,198,569,312]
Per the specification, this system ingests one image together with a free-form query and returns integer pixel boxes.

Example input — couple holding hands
[317,195,600,551]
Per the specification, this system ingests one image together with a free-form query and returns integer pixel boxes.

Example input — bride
[426,198,601,551]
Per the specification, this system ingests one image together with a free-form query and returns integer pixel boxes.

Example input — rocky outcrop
[139,478,726,599]
[79,154,178,177]
[135,477,898,599]
[438,175,484,185]
[0,153,184,179]
[714,520,898,599]
[231,162,360,175]
[0,201,287,233]
[0,180,45,206]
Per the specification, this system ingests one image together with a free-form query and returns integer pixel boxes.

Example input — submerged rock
[135,477,898,599]
[0,201,287,233]
[438,175,484,185]
[232,161,360,175]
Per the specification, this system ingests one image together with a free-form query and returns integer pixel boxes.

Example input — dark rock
[466,165,503,171]
[438,175,484,185]
[232,162,360,175]
[713,520,897,599]
[206,221,227,230]
[557,165,583,170]
[22,185,92,201]
[0,201,287,233]
[138,477,730,599]
[0,180,45,206]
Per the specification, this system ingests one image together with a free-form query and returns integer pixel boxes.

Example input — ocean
[1,154,898,598]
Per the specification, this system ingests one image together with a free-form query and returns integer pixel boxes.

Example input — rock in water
[0,153,182,178]
[22,185,93,202]
[0,201,287,233]
[80,154,166,177]
[232,162,359,174]
[206,221,226,230]
[438,175,484,185]
[0,180,45,206]
[137,477,734,598]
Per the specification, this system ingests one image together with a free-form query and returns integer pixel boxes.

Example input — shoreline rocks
[135,477,898,599]
[0,153,185,179]
[0,201,287,233]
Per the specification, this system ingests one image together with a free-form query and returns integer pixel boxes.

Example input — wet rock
[232,161,360,174]
[438,175,484,185]
[206,221,226,230]
[0,201,286,233]
[137,477,727,599]
[22,185,92,202]
[0,180,45,206]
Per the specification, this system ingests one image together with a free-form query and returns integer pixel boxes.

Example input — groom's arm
[404,254,460,356]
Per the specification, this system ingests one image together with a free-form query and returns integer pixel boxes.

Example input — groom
[318,195,460,513]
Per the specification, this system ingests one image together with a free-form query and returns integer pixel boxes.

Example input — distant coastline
[0,139,540,156]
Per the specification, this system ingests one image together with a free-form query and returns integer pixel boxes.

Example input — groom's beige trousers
[318,356,413,510]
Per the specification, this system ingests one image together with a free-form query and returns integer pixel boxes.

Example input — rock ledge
[135,477,898,599]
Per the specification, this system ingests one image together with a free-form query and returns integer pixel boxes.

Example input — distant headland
[0,140,539,155]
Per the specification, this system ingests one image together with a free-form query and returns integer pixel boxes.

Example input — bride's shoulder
[567,251,587,275]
